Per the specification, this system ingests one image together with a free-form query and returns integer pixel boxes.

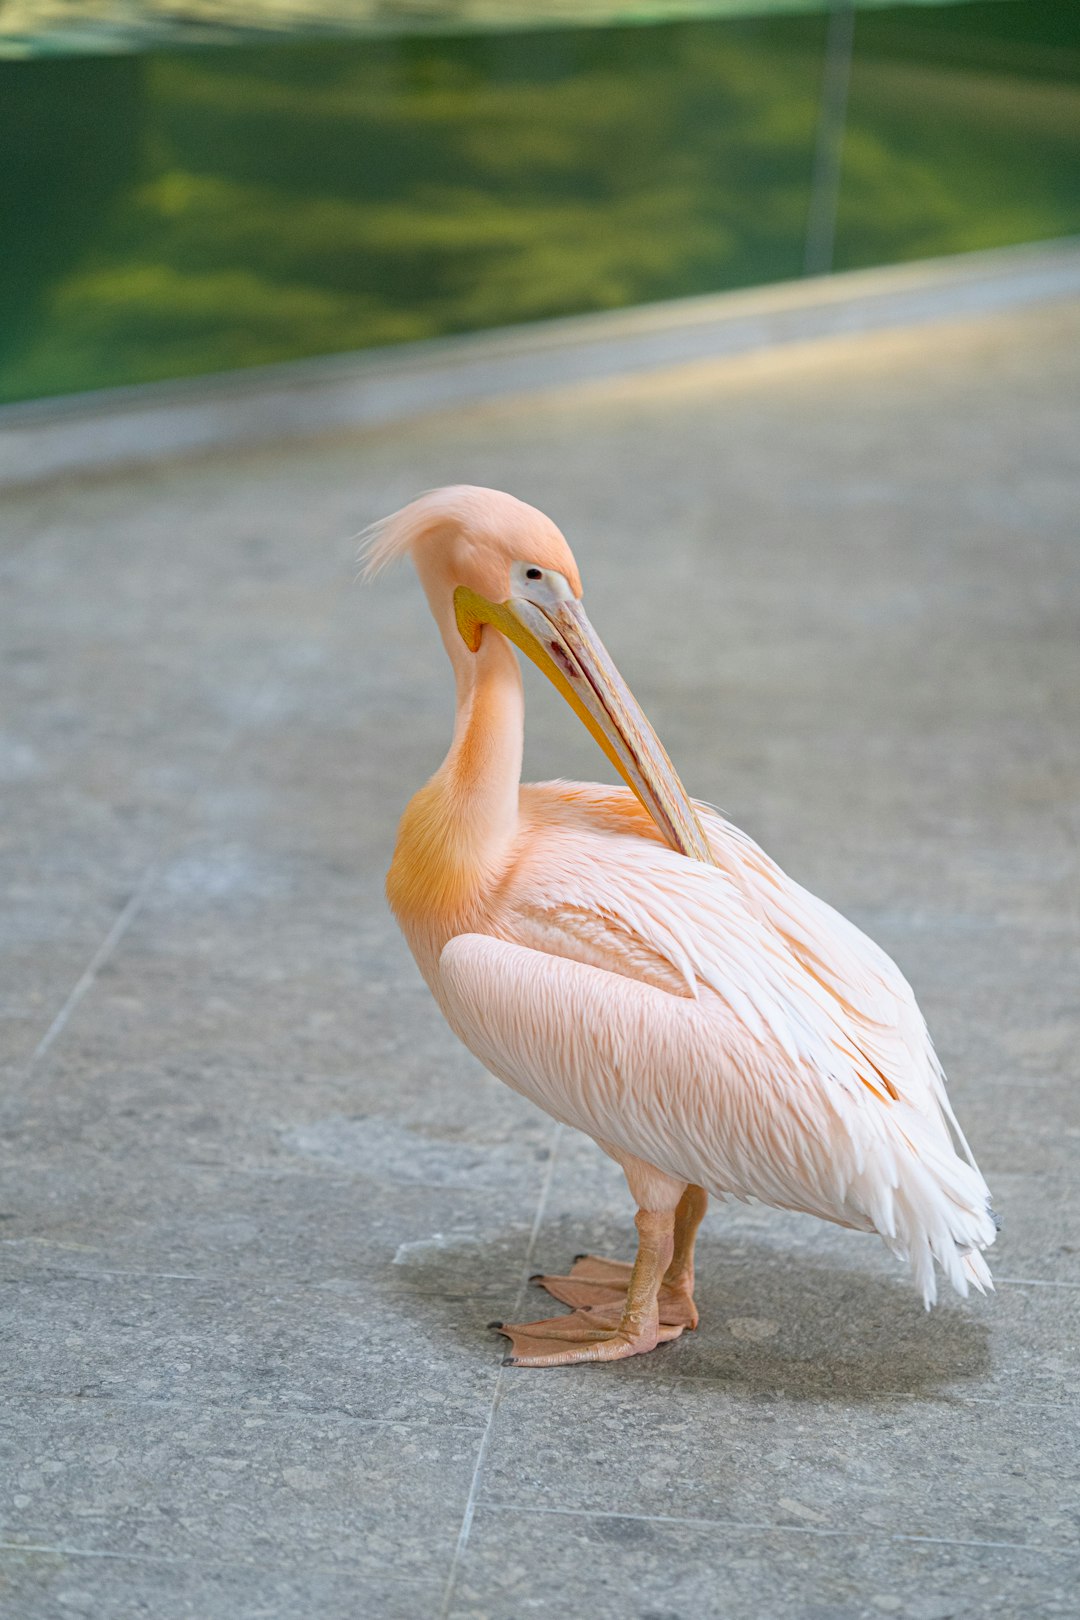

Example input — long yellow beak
[455,584,714,866]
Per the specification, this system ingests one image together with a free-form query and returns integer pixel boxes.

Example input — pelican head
[363,485,712,864]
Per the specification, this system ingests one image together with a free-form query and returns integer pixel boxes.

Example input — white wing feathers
[699,807,980,1169]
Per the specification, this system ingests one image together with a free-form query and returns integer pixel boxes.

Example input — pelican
[364,486,995,1367]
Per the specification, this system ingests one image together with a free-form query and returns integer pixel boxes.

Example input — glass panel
[835,1,1080,270]
[0,14,827,404]
[3,2,1077,407]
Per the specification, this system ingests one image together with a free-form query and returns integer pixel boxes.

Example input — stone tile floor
[1,295,1079,1618]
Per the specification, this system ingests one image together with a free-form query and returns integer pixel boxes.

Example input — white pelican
[364,486,995,1367]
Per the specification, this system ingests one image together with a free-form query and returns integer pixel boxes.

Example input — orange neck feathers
[387,627,523,942]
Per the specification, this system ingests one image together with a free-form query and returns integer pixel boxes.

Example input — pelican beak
[454,582,714,866]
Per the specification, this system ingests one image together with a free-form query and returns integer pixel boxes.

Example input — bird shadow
[670,1244,994,1399]
[390,1230,993,1402]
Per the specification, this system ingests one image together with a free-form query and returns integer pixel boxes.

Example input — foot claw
[487,1320,504,1330]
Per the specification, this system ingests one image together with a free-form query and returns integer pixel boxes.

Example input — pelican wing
[440,782,994,1302]
[439,924,994,1306]
[513,784,974,1161]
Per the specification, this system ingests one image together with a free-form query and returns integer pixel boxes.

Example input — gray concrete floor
[2,294,1079,1619]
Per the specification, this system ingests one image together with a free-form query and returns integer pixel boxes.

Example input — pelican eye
[525,567,542,580]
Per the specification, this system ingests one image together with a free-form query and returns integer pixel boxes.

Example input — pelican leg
[663,1182,707,1325]
[496,1207,681,1367]
[530,1183,707,1330]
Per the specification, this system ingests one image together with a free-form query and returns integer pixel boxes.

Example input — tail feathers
[961,1245,995,1295]
[858,1109,996,1308]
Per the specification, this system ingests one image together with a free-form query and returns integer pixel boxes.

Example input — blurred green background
[1,1,1077,405]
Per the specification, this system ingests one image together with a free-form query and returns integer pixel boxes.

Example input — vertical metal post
[803,0,855,279]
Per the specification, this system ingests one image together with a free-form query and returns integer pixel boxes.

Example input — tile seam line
[149,1161,1080,1194]
[0,1260,524,1295]
[0,1541,441,1581]
[28,866,158,1066]
[7,1256,1080,1293]
[989,1275,1080,1288]
[472,1505,1057,1555]
[616,1377,1080,1408]
[0,1394,494,1429]
[438,1121,562,1620]
[15,666,294,1079]
[6,1384,1078,1419]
